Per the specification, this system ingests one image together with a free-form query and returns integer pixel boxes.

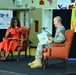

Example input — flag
[70,0,76,32]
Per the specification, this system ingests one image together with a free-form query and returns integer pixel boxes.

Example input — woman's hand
[9,29,13,33]
[5,29,13,38]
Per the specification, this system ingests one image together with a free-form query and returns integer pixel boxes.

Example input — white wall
[22,0,57,8]
[0,0,13,8]
[0,0,57,9]
[42,8,53,35]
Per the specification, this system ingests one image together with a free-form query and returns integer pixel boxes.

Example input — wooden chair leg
[10,51,13,59]
[65,59,69,68]
[25,50,27,59]
[17,51,20,61]
[43,57,48,68]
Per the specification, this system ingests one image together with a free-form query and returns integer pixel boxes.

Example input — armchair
[43,29,74,68]
[12,26,30,61]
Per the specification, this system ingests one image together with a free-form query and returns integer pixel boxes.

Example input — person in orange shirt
[0,17,25,61]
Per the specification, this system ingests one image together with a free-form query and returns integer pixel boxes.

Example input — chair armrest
[52,43,65,47]
[19,38,28,50]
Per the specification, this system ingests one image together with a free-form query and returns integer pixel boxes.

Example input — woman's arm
[5,29,13,38]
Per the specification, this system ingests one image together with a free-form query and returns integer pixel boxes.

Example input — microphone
[42,27,52,36]
[42,27,47,30]
[16,26,25,37]
[16,26,21,33]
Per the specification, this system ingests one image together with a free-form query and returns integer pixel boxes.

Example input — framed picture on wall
[0,10,13,29]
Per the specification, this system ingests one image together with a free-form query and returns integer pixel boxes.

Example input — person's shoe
[2,51,10,61]
[0,57,4,60]
[30,63,42,68]
[28,59,37,66]
[1,51,5,57]
[0,51,6,60]
[30,58,42,68]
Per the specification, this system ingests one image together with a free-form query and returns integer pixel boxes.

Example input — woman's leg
[2,51,10,60]
[0,51,6,60]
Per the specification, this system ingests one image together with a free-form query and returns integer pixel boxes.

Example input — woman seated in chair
[0,17,25,61]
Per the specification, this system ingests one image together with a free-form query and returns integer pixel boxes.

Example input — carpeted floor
[0,56,76,75]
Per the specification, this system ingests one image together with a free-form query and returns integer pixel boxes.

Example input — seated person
[0,17,25,61]
[28,16,66,68]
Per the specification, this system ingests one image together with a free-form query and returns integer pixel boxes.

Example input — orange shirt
[6,26,24,39]
[0,26,25,52]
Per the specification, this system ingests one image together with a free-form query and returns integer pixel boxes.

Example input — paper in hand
[37,32,48,45]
